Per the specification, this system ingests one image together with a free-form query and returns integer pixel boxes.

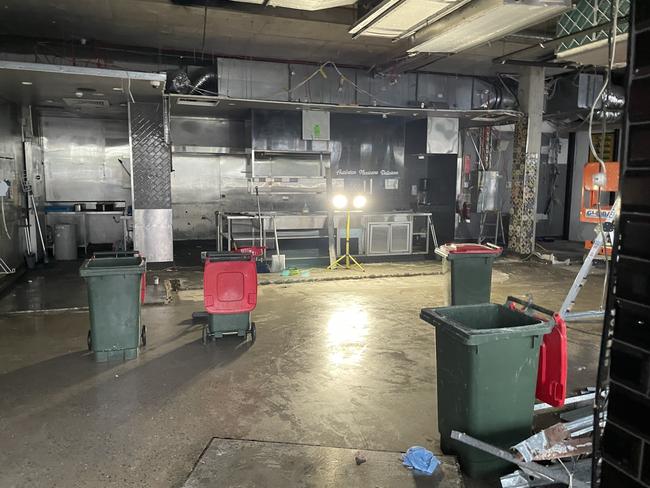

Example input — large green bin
[80,255,146,362]
[420,303,552,478]
[435,243,501,305]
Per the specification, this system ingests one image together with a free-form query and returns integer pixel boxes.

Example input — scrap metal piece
[451,431,590,488]
[501,459,592,487]
[534,391,595,412]
[513,421,593,462]
[501,470,552,487]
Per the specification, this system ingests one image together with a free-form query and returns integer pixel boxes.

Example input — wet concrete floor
[0,260,604,487]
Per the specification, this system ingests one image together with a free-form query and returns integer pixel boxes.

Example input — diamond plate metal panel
[129,103,171,209]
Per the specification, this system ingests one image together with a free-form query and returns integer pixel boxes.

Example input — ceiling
[0,0,566,75]
[0,61,166,117]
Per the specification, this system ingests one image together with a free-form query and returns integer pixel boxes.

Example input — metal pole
[325,159,336,267]
[345,209,351,268]
[30,193,48,264]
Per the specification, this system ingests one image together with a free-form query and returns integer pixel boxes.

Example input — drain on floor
[168,278,183,291]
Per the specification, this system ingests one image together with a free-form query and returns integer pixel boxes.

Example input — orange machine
[580,161,619,256]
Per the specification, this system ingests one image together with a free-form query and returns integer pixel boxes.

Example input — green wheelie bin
[435,243,502,305]
[420,302,552,478]
[80,253,146,362]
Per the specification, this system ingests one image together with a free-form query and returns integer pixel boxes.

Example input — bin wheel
[140,325,147,347]
[202,325,208,344]
[87,330,92,351]
[250,322,256,342]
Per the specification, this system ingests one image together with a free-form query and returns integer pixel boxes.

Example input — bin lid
[435,243,502,259]
[204,259,257,314]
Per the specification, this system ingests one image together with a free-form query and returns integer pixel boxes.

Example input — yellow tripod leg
[327,254,347,270]
[347,254,364,272]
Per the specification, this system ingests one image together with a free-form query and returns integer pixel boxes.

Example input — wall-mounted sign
[335,169,400,177]
[302,110,330,141]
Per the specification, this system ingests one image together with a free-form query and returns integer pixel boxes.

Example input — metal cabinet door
[390,222,412,253]
[368,223,390,254]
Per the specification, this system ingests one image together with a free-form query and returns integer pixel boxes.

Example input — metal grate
[129,103,172,209]
[556,0,630,53]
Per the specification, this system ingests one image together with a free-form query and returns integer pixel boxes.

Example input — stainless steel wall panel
[170,117,247,148]
[0,102,25,270]
[218,58,289,101]
[427,117,459,154]
[252,110,307,151]
[41,116,131,202]
[171,154,222,204]
[133,208,173,262]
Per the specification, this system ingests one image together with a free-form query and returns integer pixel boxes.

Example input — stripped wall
[0,102,27,274]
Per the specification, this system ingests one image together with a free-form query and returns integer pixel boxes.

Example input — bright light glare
[332,194,348,209]
[327,307,368,367]
[352,195,367,209]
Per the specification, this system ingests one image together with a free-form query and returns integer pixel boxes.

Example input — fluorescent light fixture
[350,0,470,39]
[112,87,123,92]
[21,81,32,85]
[409,0,571,55]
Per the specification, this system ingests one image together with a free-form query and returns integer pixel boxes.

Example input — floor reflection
[326,307,368,367]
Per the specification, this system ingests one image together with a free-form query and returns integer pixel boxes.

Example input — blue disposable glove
[402,446,440,475]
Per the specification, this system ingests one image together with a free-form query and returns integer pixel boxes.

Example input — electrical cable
[587,0,620,176]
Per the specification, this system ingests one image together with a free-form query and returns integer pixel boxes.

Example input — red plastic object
[203,259,258,314]
[536,313,568,407]
[440,243,502,255]
[140,272,146,304]
[233,246,266,258]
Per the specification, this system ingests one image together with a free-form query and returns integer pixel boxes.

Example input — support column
[508,67,545,255]
[128,102,173,263]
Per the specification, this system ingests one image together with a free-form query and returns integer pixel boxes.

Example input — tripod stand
[328,208,364,272]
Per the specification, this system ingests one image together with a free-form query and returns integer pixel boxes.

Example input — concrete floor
[0,260,605,487]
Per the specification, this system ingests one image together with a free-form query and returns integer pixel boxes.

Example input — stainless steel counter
[216,211,435,259]
[45,211,125,249]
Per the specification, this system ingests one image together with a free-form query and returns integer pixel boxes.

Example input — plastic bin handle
[506,296,556,319]
[201,251,252,263]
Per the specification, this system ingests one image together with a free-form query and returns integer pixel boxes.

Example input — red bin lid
[439,243,502,255]
[203,259,258,314]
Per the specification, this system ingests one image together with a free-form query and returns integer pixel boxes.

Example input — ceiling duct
[408,0,572,55]
[349,0,471,39]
